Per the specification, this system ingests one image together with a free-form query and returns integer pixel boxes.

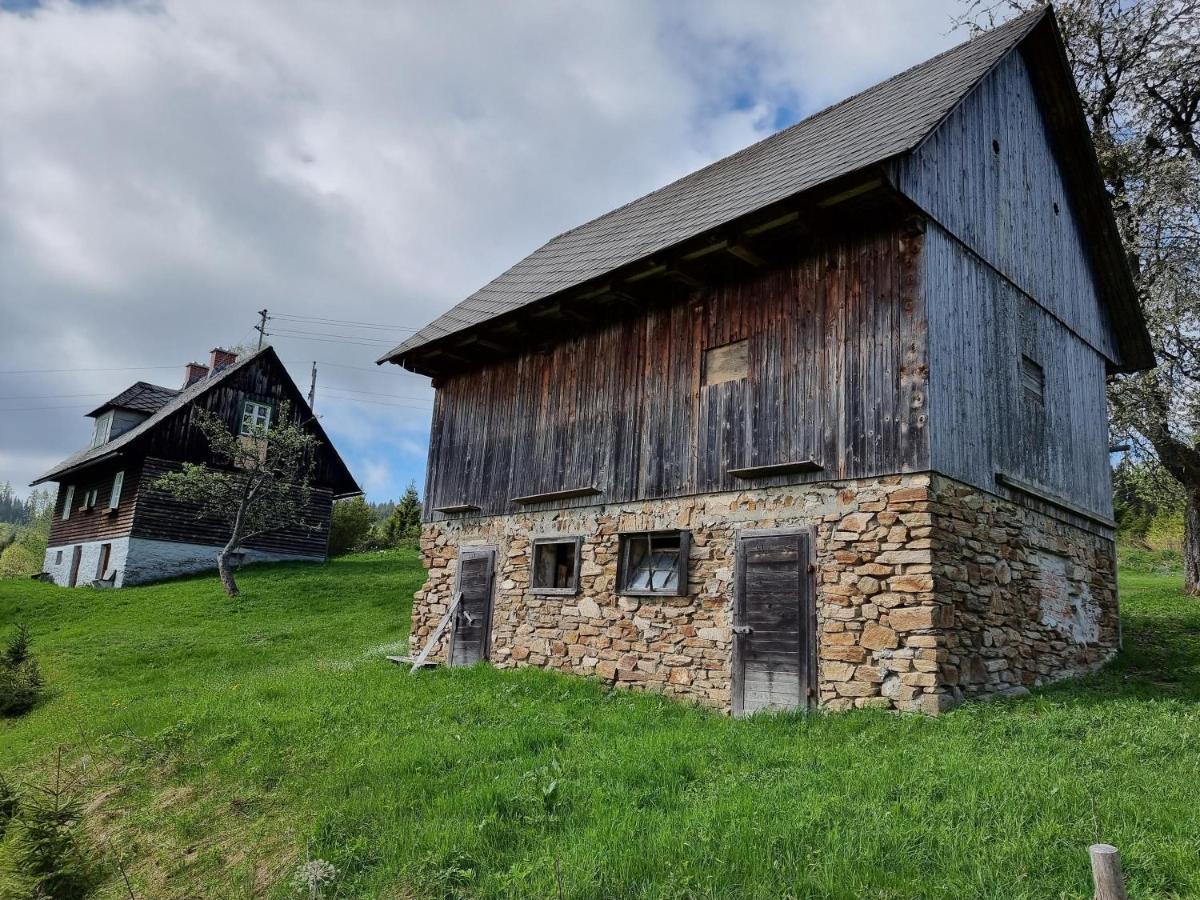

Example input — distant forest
[0,482,53,526]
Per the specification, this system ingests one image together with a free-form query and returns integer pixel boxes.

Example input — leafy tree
[328,495,373,556]
[0,545,37,580]
[152,401,320,596]
[957,0,1200,588]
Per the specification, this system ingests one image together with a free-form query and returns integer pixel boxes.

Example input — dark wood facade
[48,460,141,547]
[425,217,929,519]
[40,348,358,565]
[418,28,1132,528]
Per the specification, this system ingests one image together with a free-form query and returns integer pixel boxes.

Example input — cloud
[0,0,967,499]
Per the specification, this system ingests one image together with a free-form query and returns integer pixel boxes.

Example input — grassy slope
[0,554,1198,898]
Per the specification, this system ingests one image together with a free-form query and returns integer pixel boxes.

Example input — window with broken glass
[530,536,582,595]
[618,530,689,596]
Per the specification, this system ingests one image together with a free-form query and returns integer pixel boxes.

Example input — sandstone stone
[889,573,934,593]
[861,623,899,650]
[822,662,855,682]
[888,606,937,631]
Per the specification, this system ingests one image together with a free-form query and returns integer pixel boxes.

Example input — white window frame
[91,410,114,449]
[109,470,124,510]
[83,487,99,510]
[61,485,74,521]
[240,401,272,436]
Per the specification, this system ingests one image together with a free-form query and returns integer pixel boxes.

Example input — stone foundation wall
[931,477,1119,702]
[412,472,1118,715]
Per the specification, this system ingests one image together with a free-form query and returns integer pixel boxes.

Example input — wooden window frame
[61,485,74,521]
[91,411,114,449]
[108,470,124,512]
[617,530,690,597]
[239,400,273,436]
[529,536,584,596]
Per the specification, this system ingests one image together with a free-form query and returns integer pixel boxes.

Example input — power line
[271,330,393,348]
[0,364,182,376]
[324,386,432,403]
[0,392,109,401]
[321,395,432,412]
[272,312,420,332]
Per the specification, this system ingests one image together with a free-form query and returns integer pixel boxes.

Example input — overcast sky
[0,0,973,502]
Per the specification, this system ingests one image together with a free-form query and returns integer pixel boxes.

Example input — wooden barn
[32,347,360,588]
[381,8,1153,714]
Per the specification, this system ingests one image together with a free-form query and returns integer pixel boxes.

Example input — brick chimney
[209,347,237,373]
[183,362,209,387]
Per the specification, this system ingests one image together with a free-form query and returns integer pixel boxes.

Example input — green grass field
[0,551,1197,898]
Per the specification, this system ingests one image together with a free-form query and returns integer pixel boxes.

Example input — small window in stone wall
[531,537,582,595]
[55,550,63,565]
[619,530,689,596]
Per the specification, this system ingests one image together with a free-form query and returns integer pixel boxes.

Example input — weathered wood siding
[48,461,140,546]
[137,356,351,491]
[132,457,333,557]
[896,47,1118,365]
[425,220,929,519]
[923,226,1113,519]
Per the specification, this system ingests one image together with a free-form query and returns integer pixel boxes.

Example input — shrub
[10,753,98,899]
[0,773,18,839]
[328,496,373,556]
[0,544,38,579]
[0,624,44,717]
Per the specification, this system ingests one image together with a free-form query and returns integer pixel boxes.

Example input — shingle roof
[381,8,1047,365]
[33,351,264,484]
[86,381,179,418]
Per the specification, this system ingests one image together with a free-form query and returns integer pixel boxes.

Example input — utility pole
[308,361,317,411]
[254,308,270,350]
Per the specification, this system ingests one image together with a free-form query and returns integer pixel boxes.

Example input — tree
[384,481,422,543]
[328,495,373,556]
[153,401,320,596]
[957,1,1200,589]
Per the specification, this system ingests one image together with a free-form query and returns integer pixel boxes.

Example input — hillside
[0,552,1198,898]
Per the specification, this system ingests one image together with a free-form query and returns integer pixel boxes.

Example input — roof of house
[380,6,1153,374]
[33,347,361,496]
[86,381,179,418]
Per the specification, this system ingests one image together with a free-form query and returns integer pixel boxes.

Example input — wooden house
[380,9,1153,714]
[32,347,359,588]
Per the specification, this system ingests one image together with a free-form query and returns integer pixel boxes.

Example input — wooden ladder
[388,591,463,675]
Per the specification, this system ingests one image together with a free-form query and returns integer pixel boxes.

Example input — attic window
[91,411,114,448]
[530,537,582,595]
[240,401,272,436]
[619,530,689,596]
[1021,355,1045,404]
[703,339,749,387]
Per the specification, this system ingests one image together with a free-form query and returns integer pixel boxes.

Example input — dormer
[85,382,180,448]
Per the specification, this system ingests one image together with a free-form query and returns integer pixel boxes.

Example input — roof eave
[30,450,123,487]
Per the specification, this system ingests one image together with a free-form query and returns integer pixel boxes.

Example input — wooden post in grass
[1089,844,1128,900]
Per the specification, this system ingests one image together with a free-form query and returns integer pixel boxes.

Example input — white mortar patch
[1035,550,1100,644]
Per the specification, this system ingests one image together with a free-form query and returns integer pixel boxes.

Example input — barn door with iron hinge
[733,529,816,716]
[449,547,496,667]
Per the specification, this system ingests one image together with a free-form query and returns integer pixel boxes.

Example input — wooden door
[449,547,496,667]
[733,530,815,716]
[68,545,82,588]
[95,543,112,581]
